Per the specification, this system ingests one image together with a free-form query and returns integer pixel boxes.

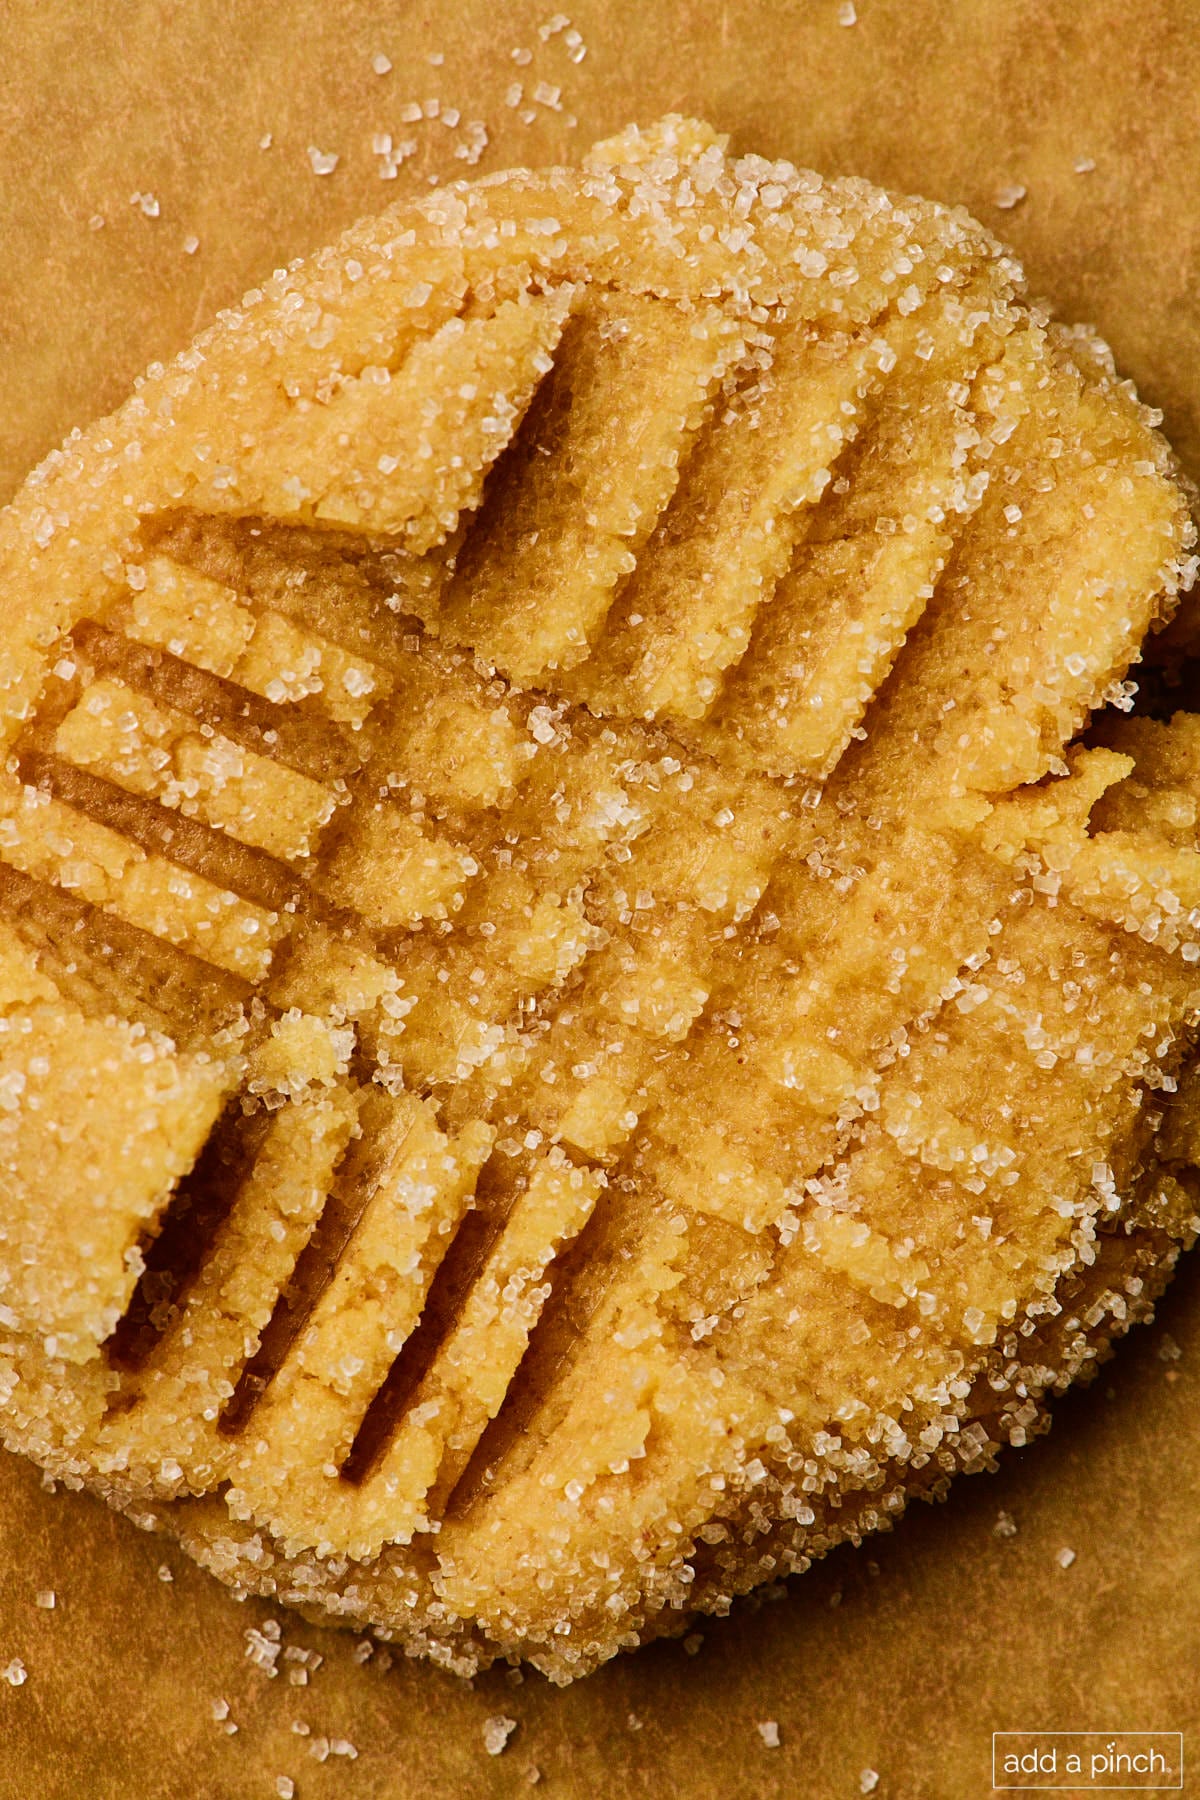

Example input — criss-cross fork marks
[0,242,1191,1564]
[0,280,806,1543]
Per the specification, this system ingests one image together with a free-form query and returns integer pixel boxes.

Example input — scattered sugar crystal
[455,120,489,164]
[506,83,524,107]
[330,1739,357,1760]
[372,52,392,74]
[538,13,570,39]
[182,235,200,256]
[34,1591,55,1610]
[483,1715,517,1755]
[259,132,273,149]
[87,213,106,231]
[757,1720,780,1747]
[860,1772,880,1795]
[245,1624,282,1674]
[994,183,1026,210]
[1074,155,1096,173]
[525,1769,542,1787]
[512,46,533,63]
[130,191,161,218]
[399,101,423,123]
[3,1660,26,1687]
[838,1,857,22]
[375,136,417,179]
[1057,1546,1077,1569]
[1157,1333,1182,1362]
[992,1510,1018,1539]
[306,147,339,176]
[427,50,444,64]
[683,1632,704,1656]
[275,1781,295,1800]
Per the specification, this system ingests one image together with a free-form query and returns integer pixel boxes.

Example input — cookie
[0,117,1197,1682]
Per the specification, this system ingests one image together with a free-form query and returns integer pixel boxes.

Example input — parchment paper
[1,4,1197,1795]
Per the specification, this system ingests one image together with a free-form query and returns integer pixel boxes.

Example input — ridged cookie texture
[1,118,1198,1682]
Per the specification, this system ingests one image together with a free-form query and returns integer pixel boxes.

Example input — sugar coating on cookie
[0,117,1198,1681]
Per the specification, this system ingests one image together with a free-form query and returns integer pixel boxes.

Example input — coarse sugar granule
[2,1659,27,1687]
[757,1720,781,1747]
[210,1698,236,1734]
[483,1715,517,1755]
[245,1624,282,1675]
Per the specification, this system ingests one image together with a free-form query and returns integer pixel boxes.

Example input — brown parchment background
[1,3,1198,1795]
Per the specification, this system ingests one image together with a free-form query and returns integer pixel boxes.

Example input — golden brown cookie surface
[0,118,1198,1681]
